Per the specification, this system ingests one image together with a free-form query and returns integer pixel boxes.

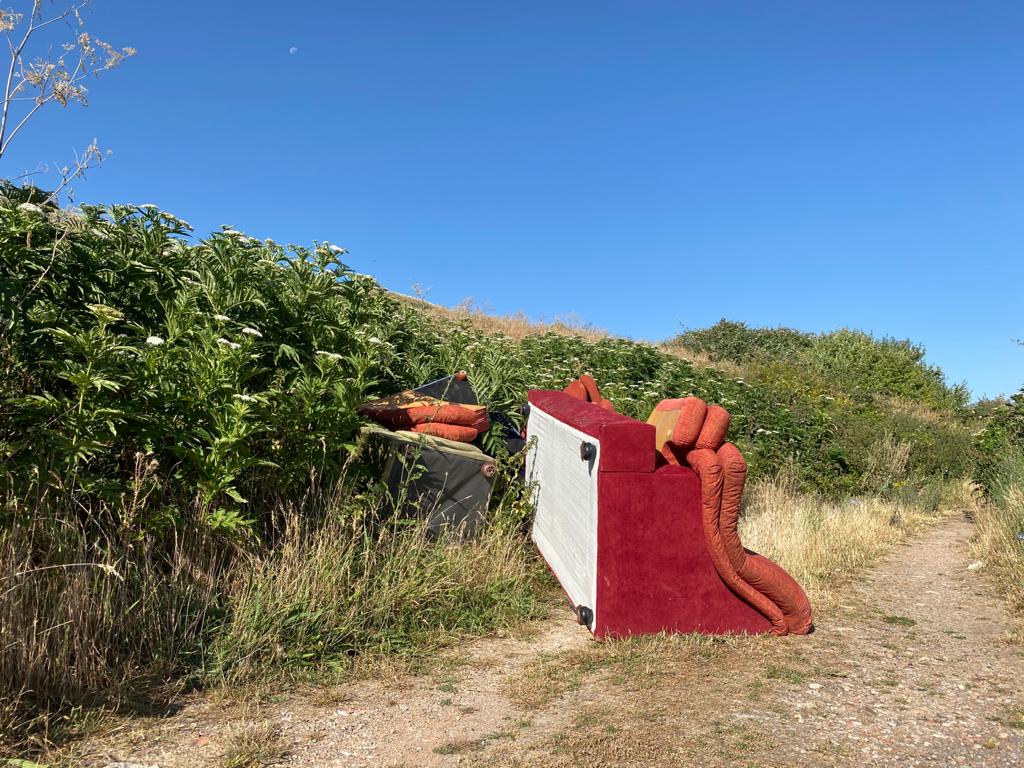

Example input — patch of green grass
[433,739,483,755]
[573,711,605,728]
[764,665,808,684]
[882,615,917,627]
[433,730,513,755]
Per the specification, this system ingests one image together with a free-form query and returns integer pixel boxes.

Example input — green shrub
[808,329,968,412]
[974,389,1024,493]
[676,320,969,413]
[678,319,814,364]
[0,198,432,532]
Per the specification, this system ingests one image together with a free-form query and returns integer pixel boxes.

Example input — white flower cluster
[232,393,257,403]
[17,202,42,216]
[315,350,342,361]
[221,228,259,245]
[241,327,262,338]
[145,336,164,346]
[217,338,241,350]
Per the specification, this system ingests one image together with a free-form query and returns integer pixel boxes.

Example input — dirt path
[79,517,1023,767]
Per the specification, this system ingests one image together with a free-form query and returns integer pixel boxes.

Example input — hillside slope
[0,193,986,753]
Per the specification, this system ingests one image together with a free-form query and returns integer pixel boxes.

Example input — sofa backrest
[527,390,655,474]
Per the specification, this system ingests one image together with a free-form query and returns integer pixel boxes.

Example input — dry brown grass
[396,293,745,376]
[0,513,221,752]
[394,294,611,343]
[882,395,957,426]
[657,336,746,377]
[0,489,546,754]
[209,507,546,684]
[971,483,1024,640]
[220,721,287,768]
[740,473,971,607]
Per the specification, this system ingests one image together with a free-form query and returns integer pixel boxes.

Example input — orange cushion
[686,448,788,636]
[563,375,615,412]
[358,392,490,432]
[646,396,706,453]
[410,423,480,442]
[695,405,730,451]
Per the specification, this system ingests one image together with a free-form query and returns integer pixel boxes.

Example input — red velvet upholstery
[529,390,654,474]
[528,390,773,638]
[526,389,813,638]
[596,464,770,637]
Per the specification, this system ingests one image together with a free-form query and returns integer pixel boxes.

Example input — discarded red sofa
[525,389,812,639]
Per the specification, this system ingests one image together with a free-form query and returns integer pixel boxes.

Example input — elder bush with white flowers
[0,187,436,532]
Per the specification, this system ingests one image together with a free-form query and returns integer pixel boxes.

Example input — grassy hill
[0,189,1005,749]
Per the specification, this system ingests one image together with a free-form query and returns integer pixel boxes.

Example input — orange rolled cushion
[717,442,813,635]
[686,448,788,636]
[695,405,730,451]
[410,422,480,442]
[358,392,489,432]
[563,375,615,412]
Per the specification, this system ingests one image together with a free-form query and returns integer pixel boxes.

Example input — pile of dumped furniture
[357,372,522,537]
[359,372,812,639]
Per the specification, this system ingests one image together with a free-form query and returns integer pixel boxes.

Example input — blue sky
[6,1,1023,398]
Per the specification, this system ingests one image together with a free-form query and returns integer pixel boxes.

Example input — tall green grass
[0,474,546,750]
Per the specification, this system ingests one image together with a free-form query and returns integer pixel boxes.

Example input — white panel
[526,404,599,627]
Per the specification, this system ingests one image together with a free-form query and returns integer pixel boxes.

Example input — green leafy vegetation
[674,321,974,496]
[678,319,970,412]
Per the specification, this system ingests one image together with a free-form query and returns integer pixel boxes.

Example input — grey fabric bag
[360,425,497,537]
